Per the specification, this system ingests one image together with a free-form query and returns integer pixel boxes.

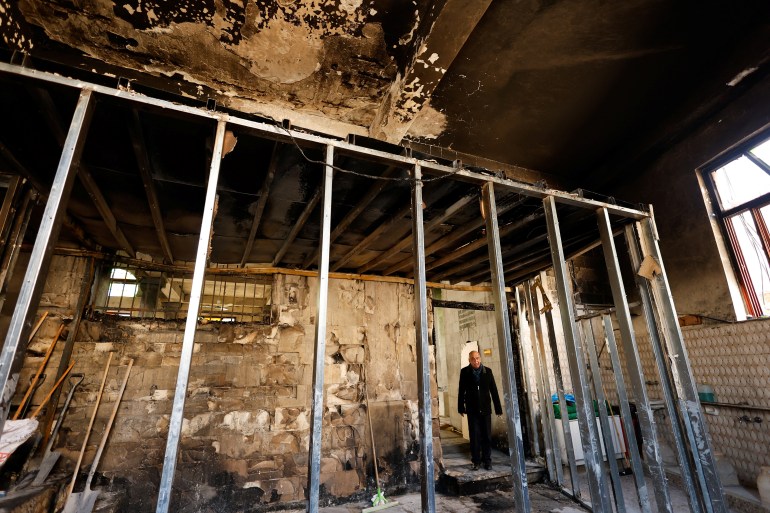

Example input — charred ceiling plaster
[9,0,438,136]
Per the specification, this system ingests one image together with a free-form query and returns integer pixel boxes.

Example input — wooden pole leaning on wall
[13,324,65,420]
[307,145,334,513]
[411,163,436,513]
[481,182,531,513]
[0,89,95,438]
[155,120,227,513]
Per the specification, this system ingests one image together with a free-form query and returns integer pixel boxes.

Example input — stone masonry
[11,256,442,512]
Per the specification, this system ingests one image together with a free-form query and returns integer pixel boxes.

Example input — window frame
[702,132,770,318]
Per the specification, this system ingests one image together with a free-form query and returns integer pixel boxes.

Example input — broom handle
[28,311,49,342]
[30,361,75,418]
[365,383,381,487]
[84,359,133,490]
[13,324,64,420]
[67,352,112,498]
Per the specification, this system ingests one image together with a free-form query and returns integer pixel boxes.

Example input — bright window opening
[706,136,770,317]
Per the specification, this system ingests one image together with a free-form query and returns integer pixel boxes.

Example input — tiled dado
[638,318,770,485]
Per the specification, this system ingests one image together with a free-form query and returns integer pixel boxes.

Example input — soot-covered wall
[10,256,441,512]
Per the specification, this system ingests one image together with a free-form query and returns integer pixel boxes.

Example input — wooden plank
[271,184,323,266]
[241,141,279,267]
[432,299,494,311]
[77,166,136,257]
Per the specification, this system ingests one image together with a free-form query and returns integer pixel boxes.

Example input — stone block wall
[11,256,441,512]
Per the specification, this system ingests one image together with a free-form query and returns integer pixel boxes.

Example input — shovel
[31,373,84,485]
[63,358,132,513]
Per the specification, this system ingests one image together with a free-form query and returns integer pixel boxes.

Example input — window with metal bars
[704,136,770,317]
[92,261,273,323]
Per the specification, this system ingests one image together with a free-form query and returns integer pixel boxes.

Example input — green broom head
[371,488,389,506]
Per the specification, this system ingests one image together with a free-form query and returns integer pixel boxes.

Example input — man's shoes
[483,463,492,470]
[471,463,479,471]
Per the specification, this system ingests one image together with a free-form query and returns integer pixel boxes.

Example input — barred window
[93,261,272,323]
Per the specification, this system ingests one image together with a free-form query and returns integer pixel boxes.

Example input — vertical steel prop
[584,319,626,513]
[155,120,227,513]
[412,163,436,513]
[514,287,540,458]
[527,280,563,485]
[600,315,655,513]
[0,89,95,437]
[596,208,665,513]
[543,195,613,512]
[523,283,557,482]
[537,280,580,497]
[307,146,335,512]
[625,223,706,513]
[636,217,728,513]
[482,182,531,513]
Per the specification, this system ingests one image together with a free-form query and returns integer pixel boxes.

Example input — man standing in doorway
[458,350,503,470]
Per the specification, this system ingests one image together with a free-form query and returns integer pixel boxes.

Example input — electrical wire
[273,121,486,184]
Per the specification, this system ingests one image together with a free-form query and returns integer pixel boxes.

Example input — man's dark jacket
[458,364,503,416]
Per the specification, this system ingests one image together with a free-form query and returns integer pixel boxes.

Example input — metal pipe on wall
[155,120,227,513]
[481,182,531,513]
[0,89,95,437]
[543,195,613,512]
[596,208,666,513]
[636,218,728,513]
[307,146,335,512]
[412,163,436,513]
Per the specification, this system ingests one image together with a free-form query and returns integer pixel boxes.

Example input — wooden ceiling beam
[241,141,279,267]
[301,165,400,269]
[271,183,323,267]
[357,193,476,274]
[128,108,173,264]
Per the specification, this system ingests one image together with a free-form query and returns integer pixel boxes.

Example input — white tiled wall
[637,319,770,485]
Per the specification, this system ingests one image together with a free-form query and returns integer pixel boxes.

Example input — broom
[363,382,399,513]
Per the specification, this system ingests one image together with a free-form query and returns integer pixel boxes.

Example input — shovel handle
[30,361,75,419]
[84,359,133,490]
[41,373,84,455]
[14,324,64,420]
[67,353,112,499]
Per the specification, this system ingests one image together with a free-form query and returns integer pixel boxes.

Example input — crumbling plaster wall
[11,256,441,512]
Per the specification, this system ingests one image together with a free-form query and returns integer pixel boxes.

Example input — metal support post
[543,195,612,512]
[155,120,227,513]
[539,282,580,497]
[636,217,727,513]
[584,319,626,513]
[601,315,655,513]
[528,280,563,485]
[596,208,665,513]
[412,164,435,513]
[523,283,557,482]
[625,224,704,513]
[482,182,531,513]
[307,146,335,512]
[0,89,95,437]
[514,287,540,458]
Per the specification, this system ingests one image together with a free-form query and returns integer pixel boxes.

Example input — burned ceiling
[0,0,768,283]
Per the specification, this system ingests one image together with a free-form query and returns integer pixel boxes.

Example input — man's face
[469,351,481,369]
